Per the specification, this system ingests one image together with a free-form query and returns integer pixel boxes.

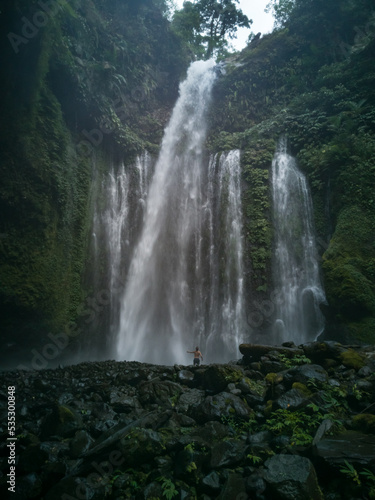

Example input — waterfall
[271,138,326,344]
[90,153,152,354]
[116,60,246,365]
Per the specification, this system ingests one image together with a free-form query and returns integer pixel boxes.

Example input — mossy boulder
[193,392,252,423]
[118,428,166,466]
[41,404,83,439]
[352,414,375,434]
[293,364,328,385]
[240,376,267,398]
[276,388,310,411]
[265,372,284,385]
[202,365,243,393]
[339,349,366,370]
[292,382,312,398]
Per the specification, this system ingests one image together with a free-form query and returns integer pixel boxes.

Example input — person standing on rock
[187,346,203,366]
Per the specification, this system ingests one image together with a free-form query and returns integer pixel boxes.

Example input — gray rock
[302,341,345,363]
[177,370,195,385]
[217,472,247,500]
[314,431,375,467]
[264,454,323,500]
[358,365,372,377]
[294,364,328,384]
[138,379,182,407]
[109,391,142,413]
[356,379,373,392]
[202,471,221,492]
[248,430,272,447]
[262,360,285,373]
[328,378,340,387]
[40,404,83,439]
[312,419,334,447]
[210,439,246,468]
[143,481,164,499]
[69,430,95,458]
[202,364,244,393]
[193,392,252,423]
[246,473,266,495]
[178,388,205,413]
[192,420,234,441]
[276,388,309,410]
[118,427,166,466]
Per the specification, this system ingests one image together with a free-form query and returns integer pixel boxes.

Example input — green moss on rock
[339,349,366,370]
[352,414,375,434]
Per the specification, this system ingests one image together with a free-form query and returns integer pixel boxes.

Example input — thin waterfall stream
[271,138,326,344]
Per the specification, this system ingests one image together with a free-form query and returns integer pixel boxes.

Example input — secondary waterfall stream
[271,138,326,344]
[115,60,245,364]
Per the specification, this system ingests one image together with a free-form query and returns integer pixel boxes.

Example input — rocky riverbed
[1,341,375,500]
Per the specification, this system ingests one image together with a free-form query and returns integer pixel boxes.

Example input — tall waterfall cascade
[114,60,246,364]
[271,138,326,344]
[90,153,152,352]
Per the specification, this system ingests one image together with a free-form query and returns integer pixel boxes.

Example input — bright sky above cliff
[174,0,275,51]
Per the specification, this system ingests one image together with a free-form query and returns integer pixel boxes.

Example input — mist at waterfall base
[90,60,247,365]
[270,139,326,345]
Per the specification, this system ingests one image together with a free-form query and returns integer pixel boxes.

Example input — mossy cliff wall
[0,0,187,362]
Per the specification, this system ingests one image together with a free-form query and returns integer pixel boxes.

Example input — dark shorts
[193,358,200,366]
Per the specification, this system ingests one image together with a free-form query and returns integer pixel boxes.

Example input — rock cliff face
[1,342,375,499]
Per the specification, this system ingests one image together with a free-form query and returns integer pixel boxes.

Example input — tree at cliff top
[172,0,251,59]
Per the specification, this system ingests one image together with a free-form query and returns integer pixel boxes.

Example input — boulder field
[1,341,375,499]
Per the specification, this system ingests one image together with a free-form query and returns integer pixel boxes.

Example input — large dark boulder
[40,404,83,439]
[276,387,310,410]
[177,369,196,386]
[202,364,244,393]
[138,379,182,407]
[210,439,246,468]
[202,471,221,493]
[264,454,323,500]
[191,392,252,423]
[69,430,95,458]
[293,364,328,385]
[313,431,375,467]
[118,427,166,466]
[178,388,205,413]
[217,472,247,500]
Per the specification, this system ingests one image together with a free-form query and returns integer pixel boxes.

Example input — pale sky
[173,0,275,51]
